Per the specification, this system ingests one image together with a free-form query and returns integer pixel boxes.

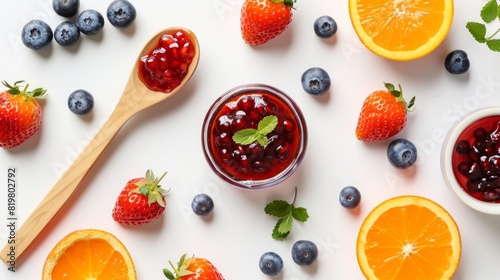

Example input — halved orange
[349,0,454,61]
[42,229,136,280]
[357,196,461,280]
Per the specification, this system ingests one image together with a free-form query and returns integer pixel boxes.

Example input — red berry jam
[452,116,500,203]
[202,84,307,189]
[138,30,196,93]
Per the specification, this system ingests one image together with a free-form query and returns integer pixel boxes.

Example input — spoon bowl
[0,27,200,265]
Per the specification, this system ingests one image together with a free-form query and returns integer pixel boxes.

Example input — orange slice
[42,229,136,280]
[349,0,454,61]
[357,196,461,280]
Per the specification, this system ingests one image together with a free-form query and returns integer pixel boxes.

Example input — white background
[1,0,500,279]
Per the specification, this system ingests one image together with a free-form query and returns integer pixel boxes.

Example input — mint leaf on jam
[258,115,279,135]
[233,115,278,146]
[264,187,309,240]
[232,129,258,145]
[467,0,500,51]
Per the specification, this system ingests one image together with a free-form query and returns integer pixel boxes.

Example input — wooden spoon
[0,27,200,265]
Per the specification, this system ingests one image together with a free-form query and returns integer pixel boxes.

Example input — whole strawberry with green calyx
[0,80,47,149]
[112,169,170,225]
[355,82,415,142]
[240,0,296,46]
[163,254,225,280]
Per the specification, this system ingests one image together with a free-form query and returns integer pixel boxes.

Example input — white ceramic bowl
[441,106,500,214]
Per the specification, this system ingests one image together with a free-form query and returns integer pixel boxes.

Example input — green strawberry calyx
[384,82,416,112]
[270,0,296,8]
[163,254,195,280]
[135,169,169,207]
[2,80,47,101]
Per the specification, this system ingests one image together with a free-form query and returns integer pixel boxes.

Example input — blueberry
[107,0,137,28]
[52,0,80,18]
[291,240,318,266]
[339,186,361,209]
[259,252,283,276]
[387,139,417,169]
[21,19,53,50]
[54,21,80,46]
[301,67,331,96]
[77,9,105,35]
[314,15,337,38]
[68,89,94,115]
[191,193,214,216]
[444,50,470,75]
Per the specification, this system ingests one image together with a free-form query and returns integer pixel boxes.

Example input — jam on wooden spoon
[0,27,200,265]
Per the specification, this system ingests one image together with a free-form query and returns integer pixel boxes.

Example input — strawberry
[0,80,47,149]
[112,169,169,225]
[163,254,225,280]
[240,0,295,46]
[355,82,415,142]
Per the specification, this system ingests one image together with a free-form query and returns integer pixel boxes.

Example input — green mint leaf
[292,207,309,222]
[232,115,278,146]
[266,187,309,240]
[232,128,258,145]
[486,39,500,51]
[265,200,292,217]
[272,220,290,239]
[481,0,498,23]
[256,134,269,146]
[277,214,293,234]
[466,22,487,43]
[258,115,278,135]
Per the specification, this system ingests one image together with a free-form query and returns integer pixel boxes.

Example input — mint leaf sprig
[264,187,309,240]
[466,0,500,51]
[232,115,278,146]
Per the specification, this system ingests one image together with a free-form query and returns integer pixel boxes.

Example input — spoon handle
[0,97,135,265]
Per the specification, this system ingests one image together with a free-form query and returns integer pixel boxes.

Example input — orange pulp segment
[356,196,461,280]
[42,229,136,280]
[349,0,454,61]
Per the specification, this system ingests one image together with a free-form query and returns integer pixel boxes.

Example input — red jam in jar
[138,30,196,93]
[203,85,307,188]
[452,116,500,203]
